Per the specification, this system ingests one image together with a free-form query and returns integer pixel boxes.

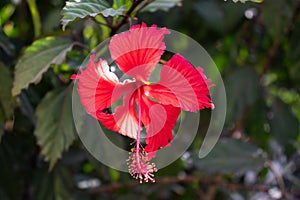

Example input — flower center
[127,147,157,183]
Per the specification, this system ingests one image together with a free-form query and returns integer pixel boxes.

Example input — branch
[110,0,144,36]
[135,0,154,13]
[89,175,272,195]
[265,160,285,194]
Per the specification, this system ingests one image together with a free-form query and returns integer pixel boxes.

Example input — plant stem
[26,0,41,38]
[110,0,144,36]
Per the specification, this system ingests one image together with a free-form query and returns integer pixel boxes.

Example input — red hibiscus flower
[72,23,214,183]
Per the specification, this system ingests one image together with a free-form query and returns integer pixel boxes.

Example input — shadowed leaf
[34,87,76,169]
[195,138,266,175]
[141,0,181,12]
[61,0,124,30]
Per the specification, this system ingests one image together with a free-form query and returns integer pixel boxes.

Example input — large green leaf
[195,138,266,175]
[34,165,75,200]
[61,0,124,30]
[34,87,76,169]
[12,37,73,96]
[141,0,181,12]
[113,0,132,11]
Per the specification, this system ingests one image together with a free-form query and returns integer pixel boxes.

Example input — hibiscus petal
[73,54,133,117]
[146,54,214,112]
[97,92,139,139]
[140,95,181,159]
[109,22,170,82]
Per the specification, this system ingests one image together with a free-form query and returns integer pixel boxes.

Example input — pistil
[127,86,157,183]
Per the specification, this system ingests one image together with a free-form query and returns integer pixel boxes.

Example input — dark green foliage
[0,0,300,199]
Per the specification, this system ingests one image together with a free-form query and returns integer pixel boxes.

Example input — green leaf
[34,165,75,200]
[34,87,76,169]
[12,37,73,96]
[101,7,125,17]
[113,0,132,11]
[141,0,181,12]
[195,138,266,175]
[269,98,299,148]
[0,4,15,27]
[61,0,124,30]
[225,67,260,124]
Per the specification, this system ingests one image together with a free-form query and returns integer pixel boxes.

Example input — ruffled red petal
[97,91,139,139]
[109,22,170,82]
[74,54,133,117]
[145,54,214,112]
[140,94,181,159]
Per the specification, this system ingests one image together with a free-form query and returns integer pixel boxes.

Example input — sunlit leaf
[34,87,76,169]
[61,0,124,30]
[195,138,266,175]
[141,0,181,12]
[0,4,15,26]
[12,37,73,96]
[103,7,125,17]
[113,0,132,11]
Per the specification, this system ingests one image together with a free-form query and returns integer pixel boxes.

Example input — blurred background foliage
[0,0,300,199]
